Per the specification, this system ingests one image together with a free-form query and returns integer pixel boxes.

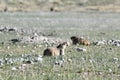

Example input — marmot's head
[70,36,79,45]
[71,36,78,40]
[57,41,70,49]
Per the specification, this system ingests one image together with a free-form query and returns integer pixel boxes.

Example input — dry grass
[0,0,120,12]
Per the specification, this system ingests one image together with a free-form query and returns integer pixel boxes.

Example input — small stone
[108,68,112,72]
[36,57,43,62]
[76,47,87,52]
[67,59,72,62]
[115,43,120,47]
[55,61,60,65]
[11,67,17,71]
[95,41,106,46]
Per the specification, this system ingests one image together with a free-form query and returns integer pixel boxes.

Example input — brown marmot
[71,36,90,46]
[43,42,70,56]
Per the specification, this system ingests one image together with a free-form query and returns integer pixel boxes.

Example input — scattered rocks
[0,27,63,46]
[94,40,106,46]
[94,39,120,47]
[10,38,21,44]
[19,64,29,71]
[0,54,43,68]
[54,59,65,68]
[0,27,17,33]
[55,61,61,65]
[9,34,63,46]
[35,55,43,62]
[108,40,120,47]
[8,28,16,32]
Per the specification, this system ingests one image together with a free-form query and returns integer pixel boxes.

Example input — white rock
[89,59,93,63]
[95,41,106,46]
[67,58,72,62]
[37,57,43,62]
[55,61,60,65]
[108,68,112,72]
[113,57,119,61]
[114,43,120,47]
[11,67,17,71]
[76,47,87,52]
[19,64,28,70]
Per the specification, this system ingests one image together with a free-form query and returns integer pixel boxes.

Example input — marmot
[71,36,90,46]
[43,42,69,56]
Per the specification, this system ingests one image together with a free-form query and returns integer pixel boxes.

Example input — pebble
[76,47,87,52]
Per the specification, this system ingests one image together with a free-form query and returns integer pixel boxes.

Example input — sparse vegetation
[0,12,120,80]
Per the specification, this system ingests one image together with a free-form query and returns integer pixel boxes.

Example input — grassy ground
[0,12,120,80]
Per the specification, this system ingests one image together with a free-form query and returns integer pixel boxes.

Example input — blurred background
[0,0,120,12]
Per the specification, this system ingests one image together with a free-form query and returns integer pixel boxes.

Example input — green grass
[0,12,120,80]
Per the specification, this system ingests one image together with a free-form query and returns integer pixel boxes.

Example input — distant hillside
[0,0,120,12]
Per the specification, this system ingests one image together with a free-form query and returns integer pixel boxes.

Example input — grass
[0,12,120,80]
